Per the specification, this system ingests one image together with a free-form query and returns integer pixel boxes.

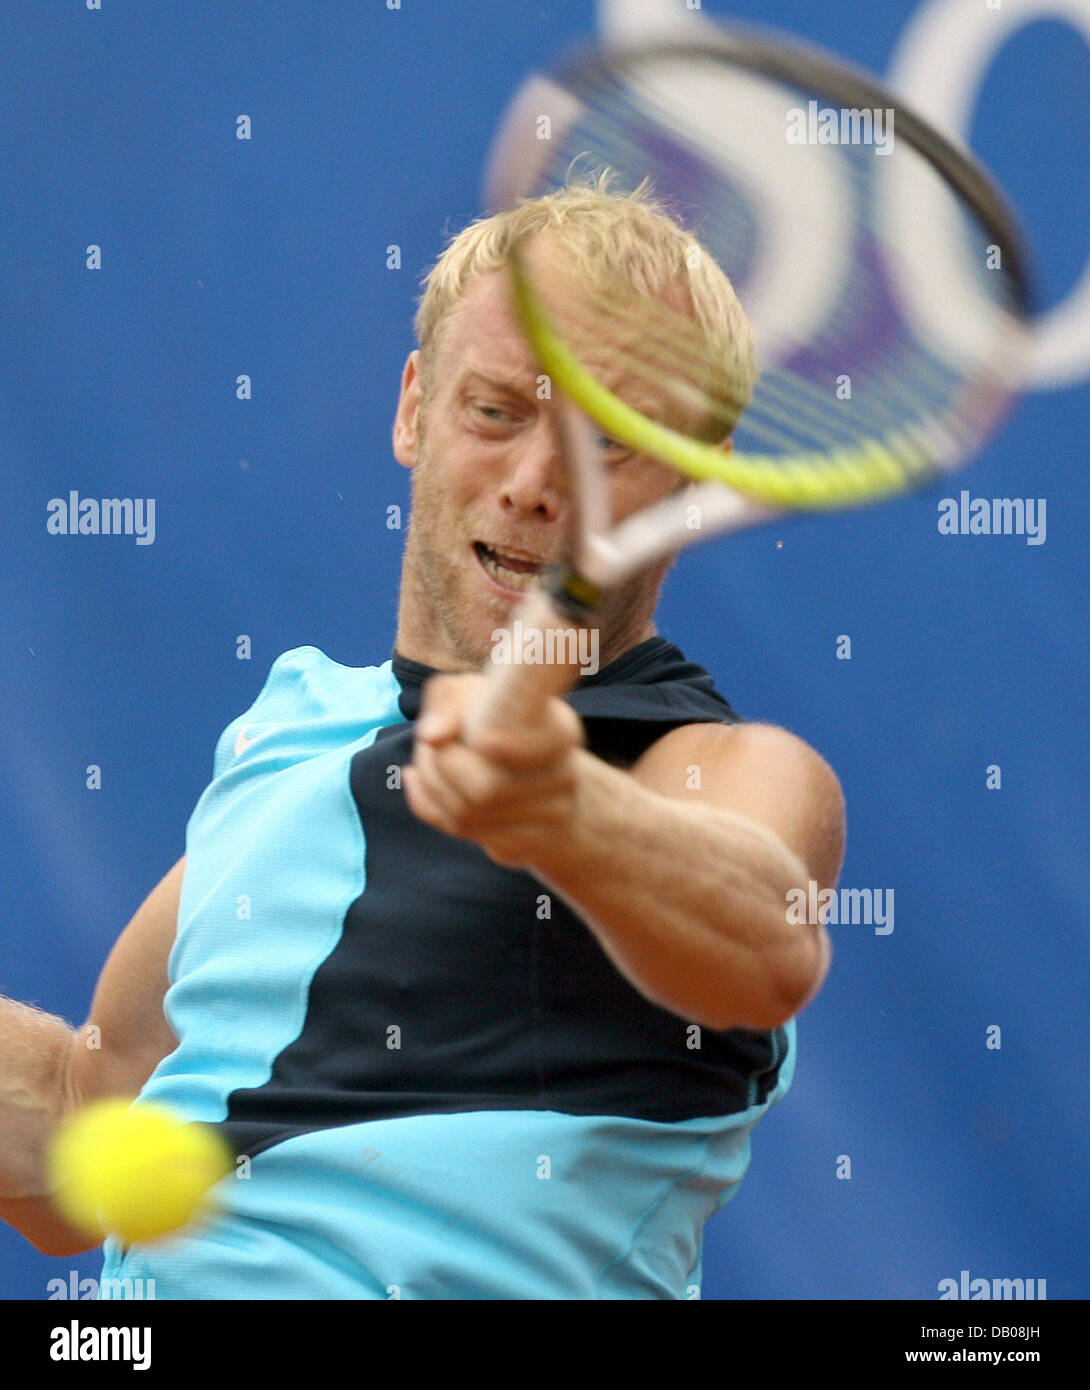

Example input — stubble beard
[403,438,497,670]
[403,424,669,676]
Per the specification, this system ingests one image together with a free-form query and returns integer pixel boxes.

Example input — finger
[468,699,586,771]
[412,738,569,832]
[411,740,478,823]
[401,764,458,833]
[416,673,486,744]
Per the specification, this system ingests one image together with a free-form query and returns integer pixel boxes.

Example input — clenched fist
[401,671,586,869]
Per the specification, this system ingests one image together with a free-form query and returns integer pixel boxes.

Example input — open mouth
[473,541,545,593]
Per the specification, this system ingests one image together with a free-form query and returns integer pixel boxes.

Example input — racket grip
[465,588,589,742]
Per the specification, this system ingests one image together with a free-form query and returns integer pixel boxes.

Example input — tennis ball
[47,1098,233,1246]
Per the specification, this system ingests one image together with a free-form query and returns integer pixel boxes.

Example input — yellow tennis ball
[47,1098,233,1246]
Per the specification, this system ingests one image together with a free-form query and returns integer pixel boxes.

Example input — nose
[498,414,568,521]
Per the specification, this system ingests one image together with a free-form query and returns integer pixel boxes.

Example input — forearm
[0,995,78,1199]
[0,997,104,1254]
[528,749,829,1030]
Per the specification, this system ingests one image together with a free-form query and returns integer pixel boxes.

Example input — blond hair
[414,175,757,438]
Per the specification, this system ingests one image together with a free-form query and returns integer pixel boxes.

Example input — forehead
[427,249,710,437]
[432,268,537,387]
[431,262,675,410]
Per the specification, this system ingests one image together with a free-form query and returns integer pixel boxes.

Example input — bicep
[630,721,846,892]
[67,857,185,1109]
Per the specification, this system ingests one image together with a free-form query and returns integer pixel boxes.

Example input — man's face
[392,260,688,671]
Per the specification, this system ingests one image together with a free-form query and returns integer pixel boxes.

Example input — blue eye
[598,434,633,461]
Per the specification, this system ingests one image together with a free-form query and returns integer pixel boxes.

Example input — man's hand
[402,673,586,868]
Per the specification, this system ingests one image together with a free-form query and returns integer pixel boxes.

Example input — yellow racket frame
[509,253,938,510]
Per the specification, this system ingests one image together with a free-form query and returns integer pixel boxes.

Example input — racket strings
[498,46,1027,506]
[552,279,997,469]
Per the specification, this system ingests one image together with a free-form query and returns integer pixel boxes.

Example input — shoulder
[630,720,846,890]
[632,719,838,790]
[211,647,400,778]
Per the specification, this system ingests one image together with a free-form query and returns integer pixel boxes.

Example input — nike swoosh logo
[235,723,280,755]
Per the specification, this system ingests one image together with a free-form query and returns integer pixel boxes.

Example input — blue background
[1,0,1087,1300]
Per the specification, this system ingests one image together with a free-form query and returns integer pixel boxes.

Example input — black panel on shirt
[221,637,789,1160]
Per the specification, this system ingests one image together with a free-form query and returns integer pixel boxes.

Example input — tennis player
[0,182,843,1299]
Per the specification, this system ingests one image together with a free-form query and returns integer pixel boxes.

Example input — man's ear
[393,350,423,468]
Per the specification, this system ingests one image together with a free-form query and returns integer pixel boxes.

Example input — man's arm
[533,721,842,1029]
[0,857,184,1255]
[405,679,844,1031]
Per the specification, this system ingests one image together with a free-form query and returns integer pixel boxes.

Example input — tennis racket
[466,23,1032,738]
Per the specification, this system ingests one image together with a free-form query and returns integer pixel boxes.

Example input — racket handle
[465,588,588,742]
